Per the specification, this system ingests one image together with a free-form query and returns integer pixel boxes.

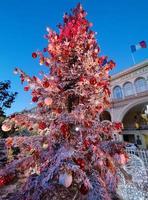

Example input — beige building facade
[109,60,148,149]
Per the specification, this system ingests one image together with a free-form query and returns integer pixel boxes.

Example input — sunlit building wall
[109,59,148,149]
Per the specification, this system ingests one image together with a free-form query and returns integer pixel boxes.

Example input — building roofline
[111,59,148,81]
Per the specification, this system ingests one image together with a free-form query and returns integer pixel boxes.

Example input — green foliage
[0,80,17,137]
[0,80,17,115]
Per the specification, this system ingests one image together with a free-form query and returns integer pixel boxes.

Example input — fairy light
[117,154,147,200]
[75,126,80,132]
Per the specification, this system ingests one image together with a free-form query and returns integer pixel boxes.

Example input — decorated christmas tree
[0,4,127,200]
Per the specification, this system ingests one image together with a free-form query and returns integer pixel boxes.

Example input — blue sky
[0,0,148,115]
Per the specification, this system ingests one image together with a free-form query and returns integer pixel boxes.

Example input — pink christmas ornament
[59,172,72,188]
[114,153,126,165]
[44,97,53,106]
[97,160,104,166]
[119,154,127,165]
[1,124,11,132]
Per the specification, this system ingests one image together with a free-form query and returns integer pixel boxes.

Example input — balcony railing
[111,89,148,103]
[126,148,148,167]
[124,124,148,130]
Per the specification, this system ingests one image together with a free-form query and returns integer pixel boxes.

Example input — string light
[75,126,80,132]
[117,154,147,200]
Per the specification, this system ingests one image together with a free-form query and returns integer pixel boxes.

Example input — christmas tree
[0,4,127,200]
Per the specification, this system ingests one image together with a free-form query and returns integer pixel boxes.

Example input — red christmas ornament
[33,151,40,160]
[75,158,85,170]
[43,48,47,52]
[60,124,69,134]
[92,139,98,145]
[53,108,62,114]
[116,122,122,129]
[0,177,6,187]
[10,114,15,119]
[114,122,122,130]
[45,62,49,66]
[79,183,89,195]
[38,102,43,108]
[20,74,25,83]
[32,96,38,102]
[84,121,92,128]
[57,108,62,113]
[97,57,105,65]
[38,122,46,130]
[43,81,50,88]
[6,138,13,147]
[21,122,26,126]
[89,77,97,85]
[32,76,37,81]
[57,69,62,77]
[85,152,92,160]
[83,139,90,148]
[0,174,15,187]
[24,86,29,91]
[108,60,115,69]
[32,52,37,58]
[79,76,84,82]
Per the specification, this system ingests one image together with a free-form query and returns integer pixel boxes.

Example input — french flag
[130,41,147,52]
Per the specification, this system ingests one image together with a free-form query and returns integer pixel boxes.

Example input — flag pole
[131,53,136,65]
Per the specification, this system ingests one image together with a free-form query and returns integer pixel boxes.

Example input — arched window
[123,82,134,96]
[100,111,111,121]
[135,77,147,93]
[113,86,123,100]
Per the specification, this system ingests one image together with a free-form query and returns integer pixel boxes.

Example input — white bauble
[97,160,103,166]
[1,124,11,132]
[42,143,48,150]
[59,172,72,188]
[32,123,39,130]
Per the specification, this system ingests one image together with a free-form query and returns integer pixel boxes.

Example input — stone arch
[100,110,111,121]
[119,97,148,122]
[134,76,146,83]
